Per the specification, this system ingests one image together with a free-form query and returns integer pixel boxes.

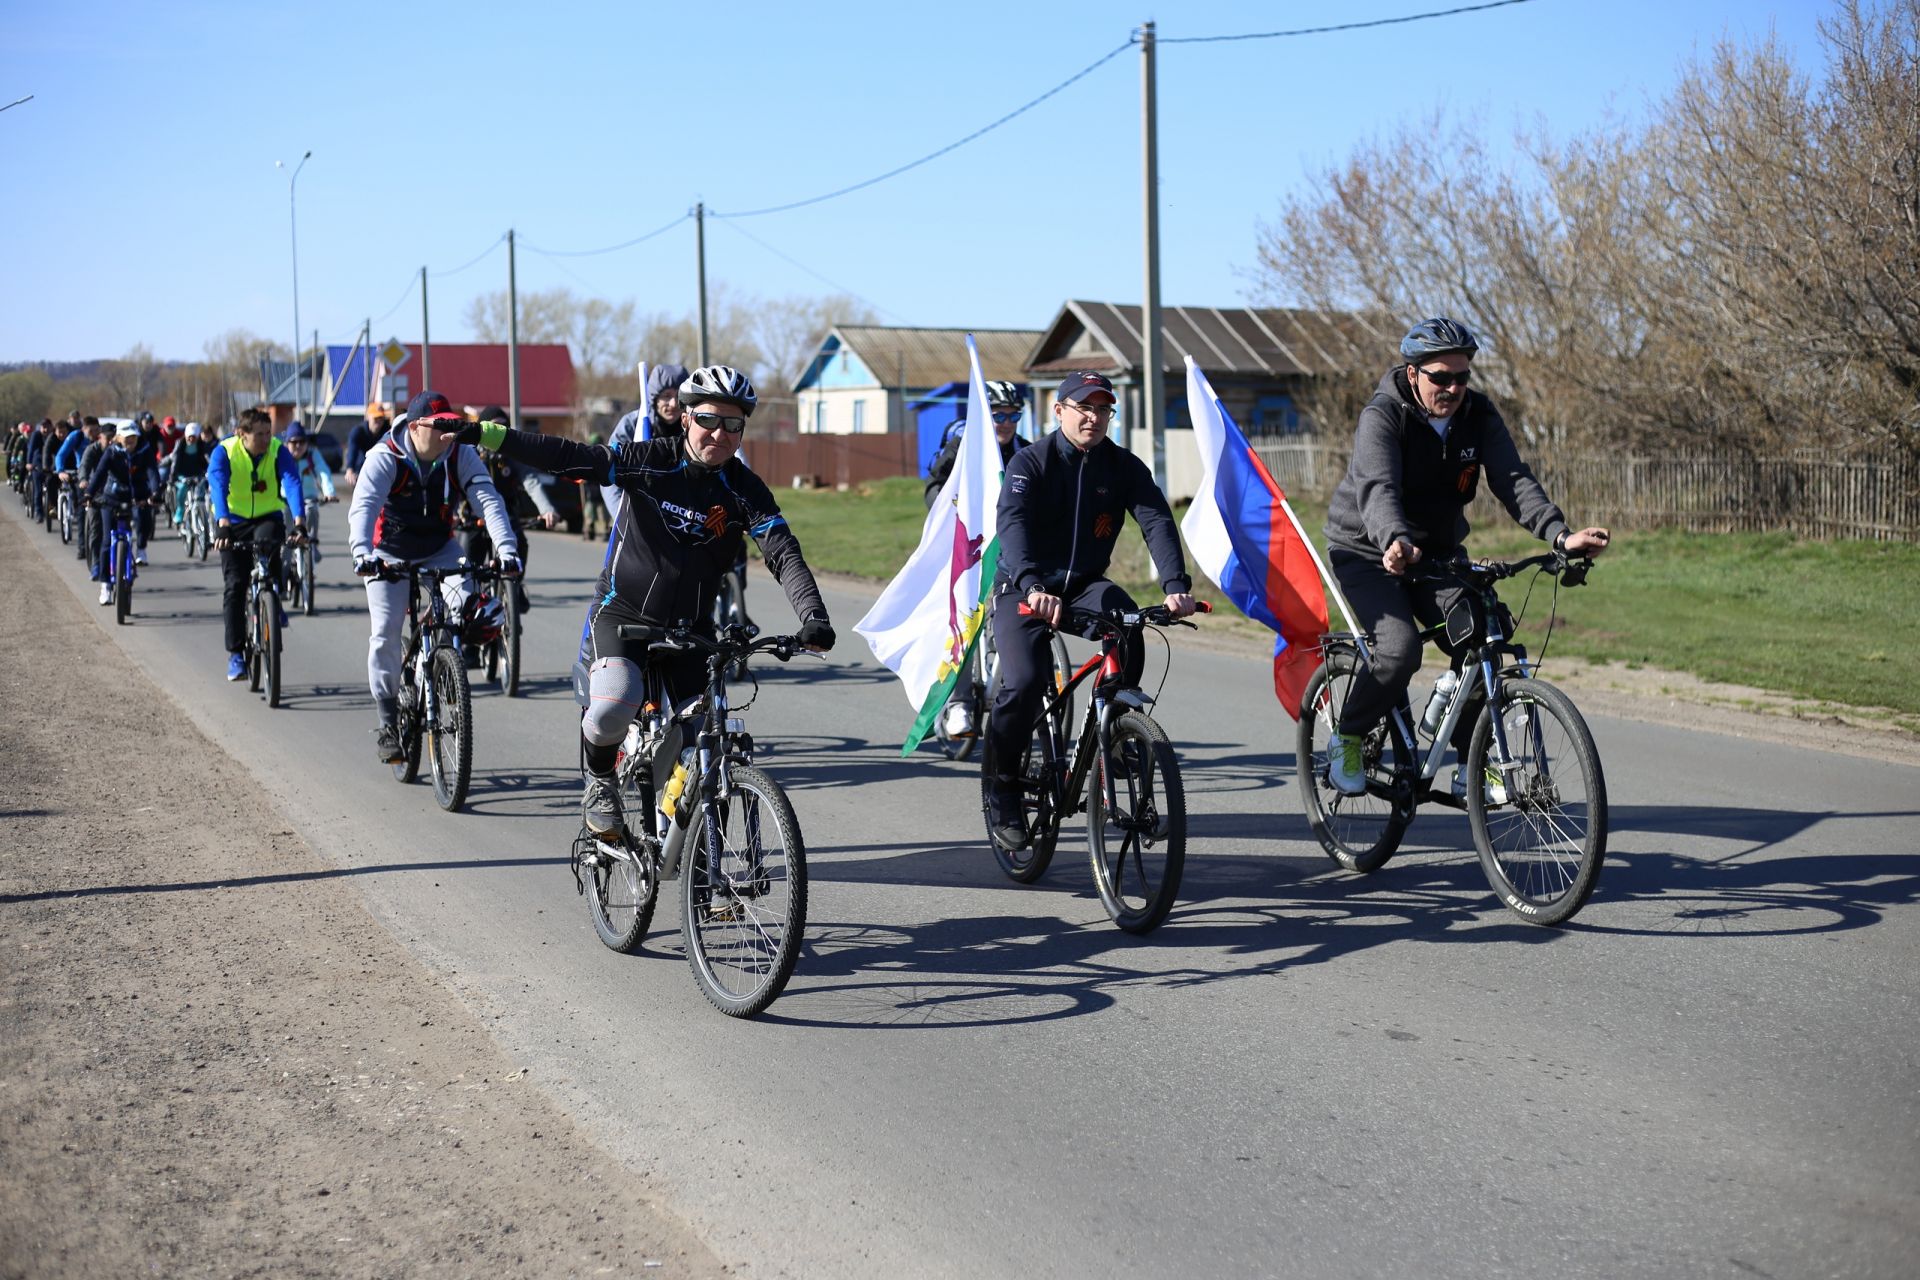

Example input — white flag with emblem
[855,335,1003,756]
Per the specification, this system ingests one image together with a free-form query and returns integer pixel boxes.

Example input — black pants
[1329,548,1477,747]
[462,523,530,612]
[984,578,1142,784]
[221,515,285,653]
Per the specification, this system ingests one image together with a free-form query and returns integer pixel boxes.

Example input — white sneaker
[98,583,112,605]
[1326,732,1367,796]
[135,549,148,565]
[1453,763,1509,806]
[940,701,977,739]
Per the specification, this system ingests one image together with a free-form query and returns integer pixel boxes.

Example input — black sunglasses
[990,411,1021,424]
[1417,367,1472,389]
[689,411,747,434]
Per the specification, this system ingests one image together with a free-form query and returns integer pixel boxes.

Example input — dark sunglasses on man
[688,411,747,434]
[990,411,1021,424]
[1417,367,1472,389]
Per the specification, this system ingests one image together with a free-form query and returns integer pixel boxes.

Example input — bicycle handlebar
[614,622,807,664]
[1017,599,1213,631]
[1414,550,1593,588]
[358,557,513,583]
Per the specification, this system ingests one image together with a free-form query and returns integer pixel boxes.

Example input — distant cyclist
[163,422,214,525]
[1321,317,1610,797]
[283,422,337,559]
[924,380,1029,509]
[460,404,555,616]
[84,422,153,604]
[349,391,518,763]
[209,409,309,680]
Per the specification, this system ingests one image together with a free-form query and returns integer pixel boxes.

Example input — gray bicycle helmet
[985,379,1023,408]
[1399,317,1480,362]
[678,364,757,416]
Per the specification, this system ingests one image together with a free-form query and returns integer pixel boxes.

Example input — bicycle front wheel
[1088,710,1186,933]
[299,545,316,617]
[1297,649,1412,874]
[113,552,131,625]
[261,593,282,708]
[501,596,522,697]
[1467,677,1607,926]
[59,496,72,544]
[682,764,806,1018]
[427,645,474,812]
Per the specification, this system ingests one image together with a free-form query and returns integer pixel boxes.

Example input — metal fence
[1251,441,1920,542]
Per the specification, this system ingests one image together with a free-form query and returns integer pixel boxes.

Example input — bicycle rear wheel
[428,645,474,811]
[980,712,1061,884]
[583,831,657,953]
[1467,677,1607,926]
[1088,710,1186,933]
[1296,648,1412,874]
[682,763,806,1018]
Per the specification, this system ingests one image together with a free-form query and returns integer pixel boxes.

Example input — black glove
[499,557,523,579]
[453,422,485,446]
[797,615,835,651]
[353,557,380,578]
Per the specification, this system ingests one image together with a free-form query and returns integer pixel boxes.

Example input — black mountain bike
[572,622,812,1018]
[980,601,1210,934]
[236,530,301,708]
[1298,551,1608,926]
[372,560,505,813]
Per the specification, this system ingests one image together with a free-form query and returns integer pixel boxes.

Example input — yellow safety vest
[222,436,287,519]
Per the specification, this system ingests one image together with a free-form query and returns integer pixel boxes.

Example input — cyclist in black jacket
[449,364,836,837]
[984,370,1195,849]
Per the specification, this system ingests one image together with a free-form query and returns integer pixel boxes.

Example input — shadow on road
[0,853,570,905]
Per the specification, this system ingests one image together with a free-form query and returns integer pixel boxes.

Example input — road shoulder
[0,507,725,1279]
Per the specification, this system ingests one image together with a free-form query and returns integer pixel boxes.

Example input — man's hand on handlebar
[1163,591,1196,619]
[1563,527,1610,556]
[797,614,835,653]
[213,517,231,551]
[1024,587,1063,628]
[1382,538,1422,577]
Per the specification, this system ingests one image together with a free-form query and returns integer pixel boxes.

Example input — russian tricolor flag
[1180,357,1332,719]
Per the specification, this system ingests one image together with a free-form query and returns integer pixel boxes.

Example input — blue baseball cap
[405,390,462,423]
[1056,371,1116,404]
[284,421,308,440]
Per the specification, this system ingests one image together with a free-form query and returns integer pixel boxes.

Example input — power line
[429,234,506,279]
[708,216,904,324]
[521,212,690,258]
[712,39,1134,218]
[1158,0,1536,43]
[370,276,416,327]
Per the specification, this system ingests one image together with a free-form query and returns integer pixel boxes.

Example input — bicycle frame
[105,505,138,582]
[1029,617,1167,824]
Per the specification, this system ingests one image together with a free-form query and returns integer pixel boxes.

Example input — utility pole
[695,202,710,367]
[507,229,521,429]
[419,265,432,391]
[1140,20,1165,487]
[277,151,311,431]
[311,328,320,427]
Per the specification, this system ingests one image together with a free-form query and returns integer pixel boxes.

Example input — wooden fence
[1250,441,1920,542]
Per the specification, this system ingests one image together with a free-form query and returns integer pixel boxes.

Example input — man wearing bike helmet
[444,364,835,837]
[85,419,157,604]
[350,391,520,762]
[1322,317,1610,796]
[984,371,1195,850]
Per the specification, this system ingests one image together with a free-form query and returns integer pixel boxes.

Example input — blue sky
[1,0,1837,362]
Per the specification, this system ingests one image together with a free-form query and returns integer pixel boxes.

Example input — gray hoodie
[1325,367,1568,559]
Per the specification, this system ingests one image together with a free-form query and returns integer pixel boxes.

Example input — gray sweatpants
[365,542,472,704]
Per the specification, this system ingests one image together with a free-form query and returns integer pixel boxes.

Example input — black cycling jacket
[493,430,828,628]
[995,429,1190,598]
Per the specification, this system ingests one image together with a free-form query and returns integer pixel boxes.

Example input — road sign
[379,338,411,370]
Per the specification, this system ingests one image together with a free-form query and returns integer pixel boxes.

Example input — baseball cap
[404,390,463,423]
[163,415,177,428]
[284,421,308,440]
[185,422,203,437]
[1056,371,1116,404]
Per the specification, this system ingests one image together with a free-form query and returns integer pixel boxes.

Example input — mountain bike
[480,555,524,697]
[282,496,333,616]
[102,501,141,625]
[980,600,1211,934]
[933,620,1070,762]
[239,530,299,709]
[1297,551,1608,926]
[371,560,505,813]
[572,622,813,1018]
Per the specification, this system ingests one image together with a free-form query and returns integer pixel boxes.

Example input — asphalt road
[10,495,1916,1278]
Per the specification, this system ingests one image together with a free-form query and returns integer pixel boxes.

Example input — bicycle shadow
[0,852,571,906]
[458,767,588,818]
[274,682,372,713]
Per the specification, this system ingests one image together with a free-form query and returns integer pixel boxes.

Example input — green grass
[772,480,1920,722]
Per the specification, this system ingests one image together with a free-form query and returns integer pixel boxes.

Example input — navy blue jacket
[995,430,1190,598]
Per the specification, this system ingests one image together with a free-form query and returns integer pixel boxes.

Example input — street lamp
[276,151,312,425]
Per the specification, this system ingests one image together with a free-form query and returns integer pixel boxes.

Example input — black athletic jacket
[490,429,828,628]
[995,429,1190,598]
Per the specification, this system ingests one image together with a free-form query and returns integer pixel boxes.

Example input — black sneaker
[988,783,1029,851]
[374,722,404,763]
[582,772,623,836]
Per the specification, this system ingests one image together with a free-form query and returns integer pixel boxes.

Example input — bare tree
[749,293,879,397]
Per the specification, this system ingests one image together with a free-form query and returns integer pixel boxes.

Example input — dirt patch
[0,509,726,1279]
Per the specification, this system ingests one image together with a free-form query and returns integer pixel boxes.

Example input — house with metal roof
[263,342,577,436]
[793,326,1044,468]
[1025,300,1379,499]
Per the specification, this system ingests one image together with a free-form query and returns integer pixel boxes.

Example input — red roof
[405,344,575,416]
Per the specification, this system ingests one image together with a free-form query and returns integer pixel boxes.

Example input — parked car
[309,430,343,472]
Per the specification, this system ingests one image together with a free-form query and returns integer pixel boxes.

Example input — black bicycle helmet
[1399,317,1480,362]
[677,364,757,416]
[985,380,1022,408]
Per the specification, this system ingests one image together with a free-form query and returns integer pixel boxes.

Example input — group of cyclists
[14,319,1610,928]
